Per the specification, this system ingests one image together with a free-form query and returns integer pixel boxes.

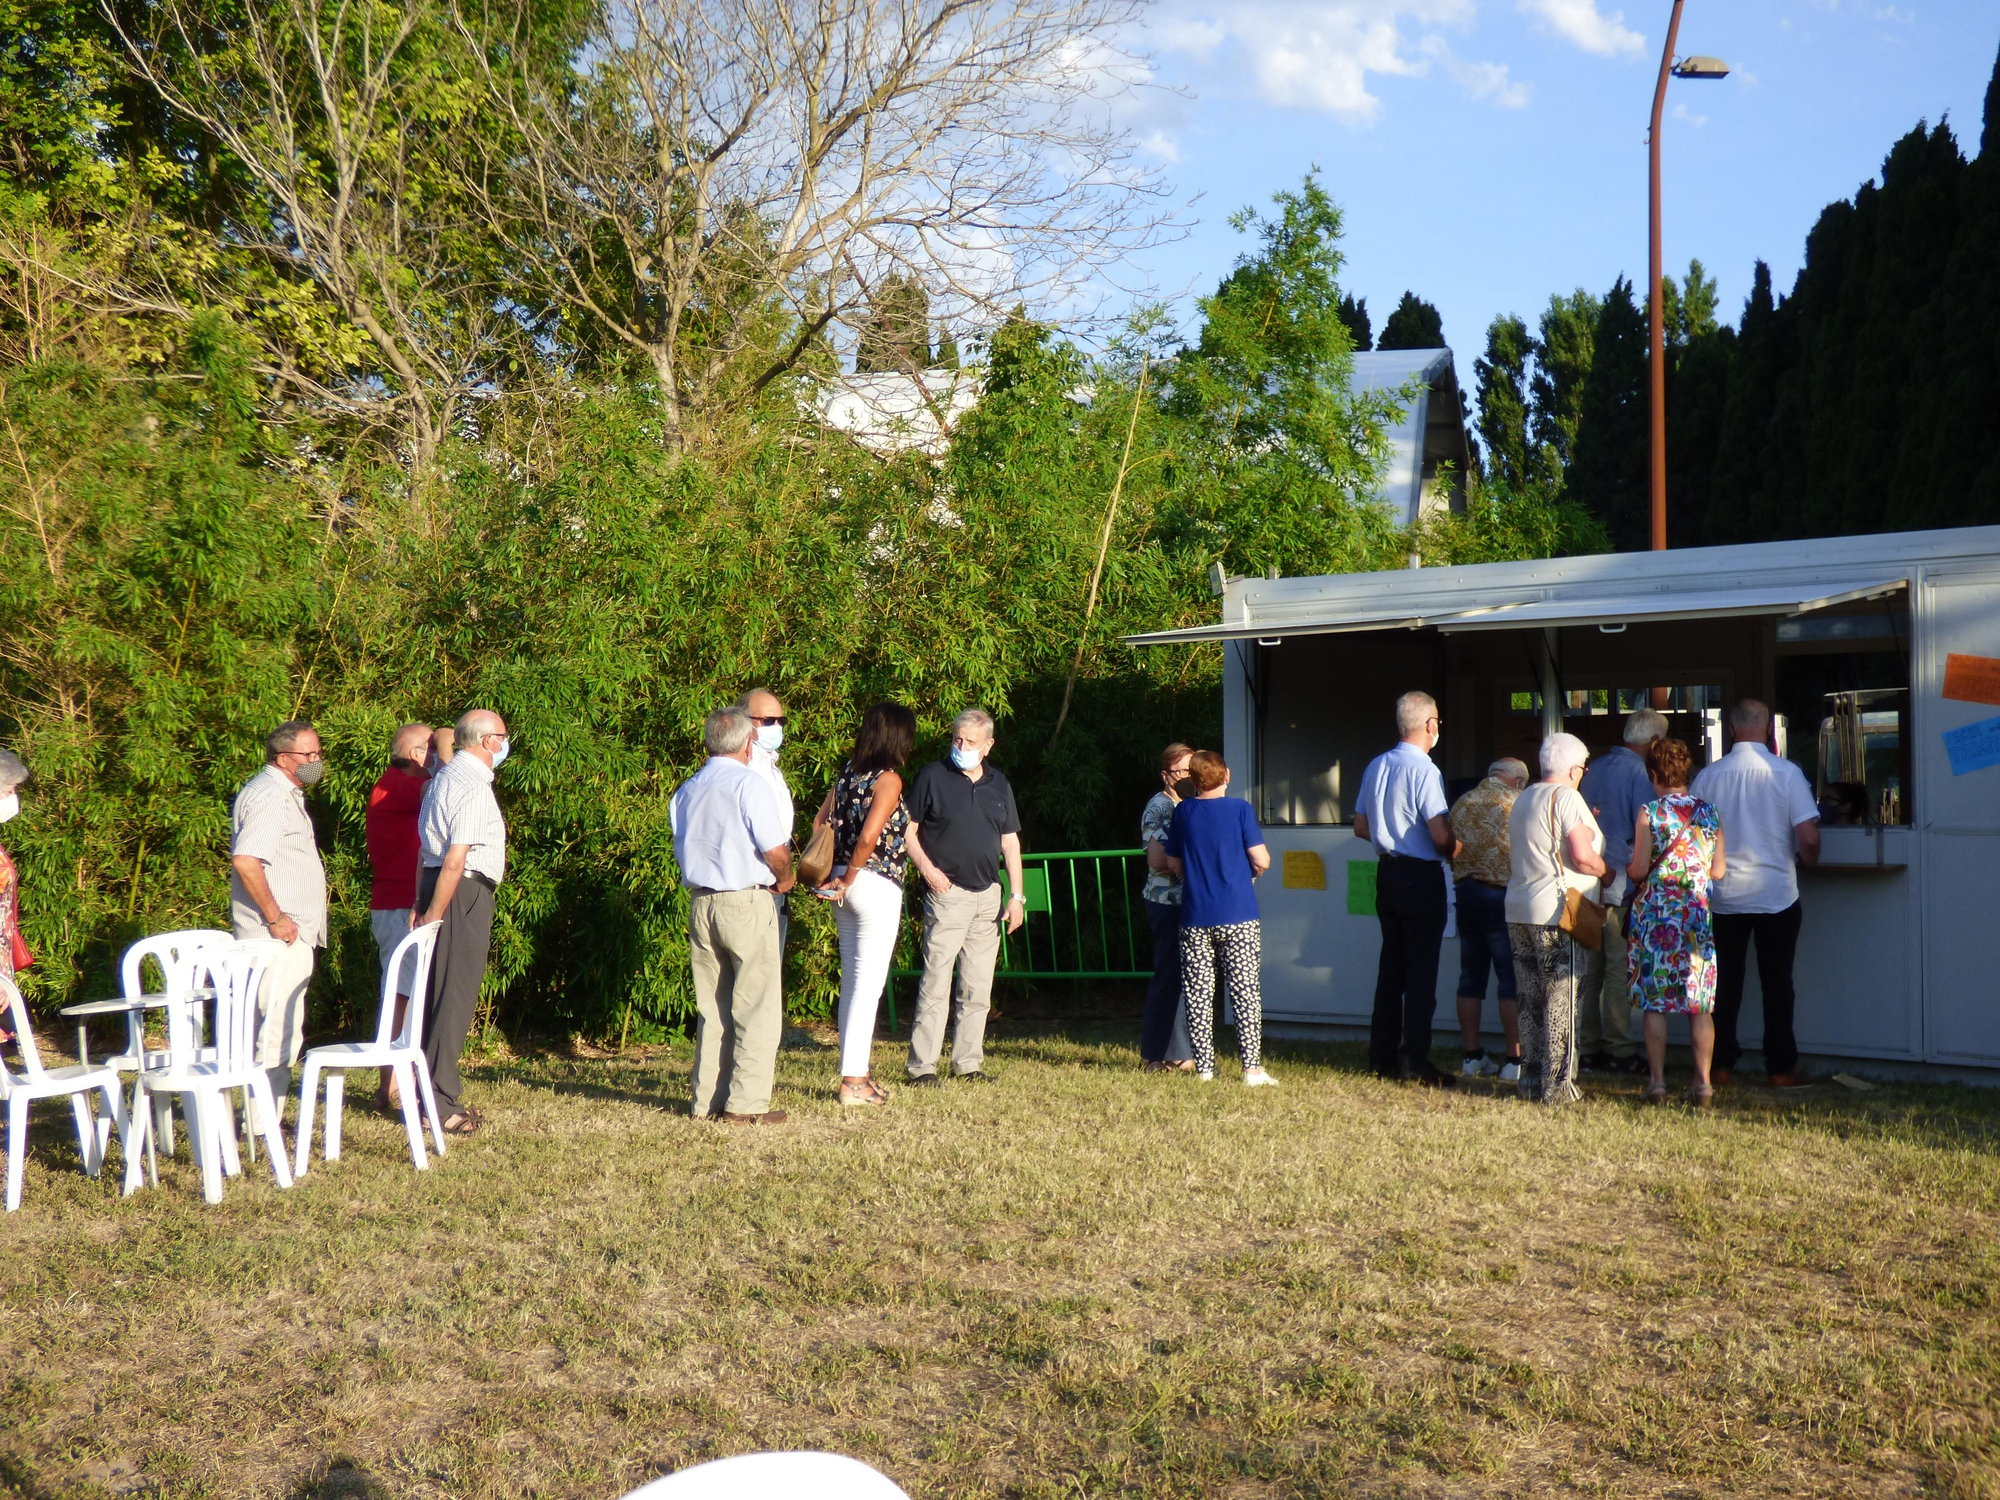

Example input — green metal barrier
[885,848,1151,1028]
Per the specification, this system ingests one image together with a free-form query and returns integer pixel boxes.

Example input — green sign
[1346,859,1377,916]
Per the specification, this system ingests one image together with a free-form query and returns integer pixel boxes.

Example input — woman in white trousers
[813,703,916,1107]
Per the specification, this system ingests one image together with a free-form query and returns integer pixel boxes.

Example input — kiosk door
[1920,571,2000,1066]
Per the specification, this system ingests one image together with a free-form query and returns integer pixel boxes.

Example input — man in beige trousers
[670,705,796,1124]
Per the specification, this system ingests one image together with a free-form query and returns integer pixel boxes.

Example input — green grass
[3,1020,1999,1499]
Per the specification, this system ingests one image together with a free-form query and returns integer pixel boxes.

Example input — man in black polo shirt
[903,707,1027,1084]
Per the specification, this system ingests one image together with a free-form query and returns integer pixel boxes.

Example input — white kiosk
[1127,526,2000,1071]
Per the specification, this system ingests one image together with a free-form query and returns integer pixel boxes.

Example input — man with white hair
[414,707,512,1135]
[1353,690,1460,1086]
[671,704,796,1123]
[1574,708,1669,1076]
[903,707,1026,1085]
[738,687,795,951]
[1447,756,1530,1080]
[1690,699,1820,1087]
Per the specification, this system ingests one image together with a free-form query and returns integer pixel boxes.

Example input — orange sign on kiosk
[1943,653,2000,707]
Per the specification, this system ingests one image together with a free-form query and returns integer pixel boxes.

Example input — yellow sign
[1281,850,1326,890]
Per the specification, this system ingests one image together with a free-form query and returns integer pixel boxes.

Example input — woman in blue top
[1163,750,1278,1087]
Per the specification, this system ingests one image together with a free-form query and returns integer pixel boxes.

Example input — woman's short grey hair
[953,707,995,740]
[1622,709,1669,746]
[1488,757,1529,783]
[704,706,753,756]
[1540,732,1590,779]
[0,749,27,792]
[1395,691,1438,736]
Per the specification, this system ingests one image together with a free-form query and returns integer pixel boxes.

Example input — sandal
[838,1079,889,1108]
[1684,1082,1715,1109]
[440,1107,483,1135]
[1642,1081,1668,1106]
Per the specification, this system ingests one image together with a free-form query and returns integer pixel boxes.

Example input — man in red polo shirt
[365,722,433,1109]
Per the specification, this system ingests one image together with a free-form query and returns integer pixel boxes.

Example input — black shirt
[908,759,1021,892]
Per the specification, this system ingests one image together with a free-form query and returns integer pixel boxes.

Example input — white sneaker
[1196,1069,1215,1082]
[1498,1060,1522,1083]
[1462,1053,1499,1078]
[1243,1067,1280,1088]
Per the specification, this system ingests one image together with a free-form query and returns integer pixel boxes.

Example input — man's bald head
[739,687,783,720]
[390,723,432,762]
[456,708,507,749]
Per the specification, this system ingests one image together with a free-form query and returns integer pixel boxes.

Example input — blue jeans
[1454,878,1516,1002]
[1141,899,1194,1063]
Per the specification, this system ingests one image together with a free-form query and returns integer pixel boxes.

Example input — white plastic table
[59,990,215,1068]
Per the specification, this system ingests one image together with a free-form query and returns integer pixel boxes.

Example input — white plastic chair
[295,923,446,1178]
[106,929,233,1155]
[0,974,133,1211]
[619,1453,911,1500]
[126,940,293,1204]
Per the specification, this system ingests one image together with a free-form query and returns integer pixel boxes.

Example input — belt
[686,883,766,897]
[465,870,497,891]
[1378,852,1439,865]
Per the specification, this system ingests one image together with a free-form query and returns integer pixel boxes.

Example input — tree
[1529,289,1599,481]
[1377,291,1443,350]
[1566,276,1648,549]
[853,274,933,373]
[1474,313,1534,490]
[462,0,1173,451]
[1336,292,1371,351]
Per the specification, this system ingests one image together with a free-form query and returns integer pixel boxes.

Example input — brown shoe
[1711,1069,1733,1087]
[1767,1072,1811,1089]
[722,1110,789,1125]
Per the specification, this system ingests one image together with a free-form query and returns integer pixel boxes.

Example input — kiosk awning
[1433,579,1907,633]
[1125,577,1906,646]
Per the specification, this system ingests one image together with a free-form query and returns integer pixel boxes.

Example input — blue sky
[1109,0,1999,359]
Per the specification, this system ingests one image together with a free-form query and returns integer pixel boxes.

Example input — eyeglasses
[749,715,786,727]
[283,749,323,762]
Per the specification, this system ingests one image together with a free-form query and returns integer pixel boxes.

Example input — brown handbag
[1550,794,1606,951]
[798,819,836,888]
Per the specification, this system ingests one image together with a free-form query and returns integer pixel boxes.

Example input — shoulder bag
[1550,792,1606,952]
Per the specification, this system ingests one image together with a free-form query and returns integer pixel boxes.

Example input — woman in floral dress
[1625,738,1727,1106]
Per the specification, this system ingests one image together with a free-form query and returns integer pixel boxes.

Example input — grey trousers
[1575,906,1637,1059]
[689,887,784,1117]
[419,868,495,1114]
[907,882,1003,1078]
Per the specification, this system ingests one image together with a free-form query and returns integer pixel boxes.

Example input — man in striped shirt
[414,708,511,1135]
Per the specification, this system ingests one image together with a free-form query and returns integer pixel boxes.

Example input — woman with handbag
[0,749,31,1003]
[809,703,916,1108]
[1626,737,1727,1107]
[1504,733,1609,1105]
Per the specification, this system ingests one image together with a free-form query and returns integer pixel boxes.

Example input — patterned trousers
[1508,923,1583,1106]
[1179,920,1263,1074]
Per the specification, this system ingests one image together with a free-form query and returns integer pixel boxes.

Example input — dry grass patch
[2,1023,1998,1499]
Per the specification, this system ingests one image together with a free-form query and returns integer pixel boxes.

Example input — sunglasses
[749,715,786,727]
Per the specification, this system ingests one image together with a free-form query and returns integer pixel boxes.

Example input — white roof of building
[1349,348,1468,526]
[1125,525,2000,646]
[810,370,981,459]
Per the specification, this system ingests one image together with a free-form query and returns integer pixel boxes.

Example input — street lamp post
[1647,2,1728,550]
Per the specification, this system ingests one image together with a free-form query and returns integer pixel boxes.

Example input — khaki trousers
[234,931,314,1072]
[1575,905,1637,1059]
[689,887,784,1117]
[907,883,1003,1078]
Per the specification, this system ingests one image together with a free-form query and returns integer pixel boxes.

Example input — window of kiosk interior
[1772,596,1911,826]
[1483,684,1728,804]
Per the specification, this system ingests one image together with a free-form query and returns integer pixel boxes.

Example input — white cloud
[1517,0,1645,56]
[1671,101,1708,127]
[1146,1,1523,122]
[1874,5,1914,21]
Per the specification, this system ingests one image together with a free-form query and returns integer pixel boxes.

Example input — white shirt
[1691,741,1819,914]
[747,741,795,836]
[1504,783,1604,926]
[671,757,791,891]
[230,765,328,946]
[418,753,508,886]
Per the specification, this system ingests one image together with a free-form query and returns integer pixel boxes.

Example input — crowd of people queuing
[1349,689,1821,1104]
[0,678,1822,1124]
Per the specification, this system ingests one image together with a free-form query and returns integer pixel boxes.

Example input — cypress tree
[1567,276,1649,549]
[1377,292,1444,349]
[1529,289,1599,483]
[1705,261,1791,543]
[1337,293,1372,351]
[1663,259,1734,546]
[1474,314,1534,490]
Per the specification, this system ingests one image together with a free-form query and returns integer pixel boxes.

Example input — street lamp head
[1671,55,1730,79]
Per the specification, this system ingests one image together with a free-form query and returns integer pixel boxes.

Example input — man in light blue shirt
[670,706,796,1124]
[1574,709,1666,1074]
[1353,691,1459,1085]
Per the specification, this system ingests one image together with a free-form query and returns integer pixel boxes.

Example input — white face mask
[490,737,510,769]
[0,793,16,824]
[755,723,783,754]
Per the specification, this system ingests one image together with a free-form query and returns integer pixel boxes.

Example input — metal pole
[1648,0,1686,553]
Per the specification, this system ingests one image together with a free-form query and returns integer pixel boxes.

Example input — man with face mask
[230,719,330,1115]
[1352,691,1460,1087]
[413,708,511,1135]
[364,722,433,1110]
[903,707,1026,1085]
[738,688,795,950]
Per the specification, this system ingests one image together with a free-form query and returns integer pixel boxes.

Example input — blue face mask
[951,745,981,771]
[490,737,510,769]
